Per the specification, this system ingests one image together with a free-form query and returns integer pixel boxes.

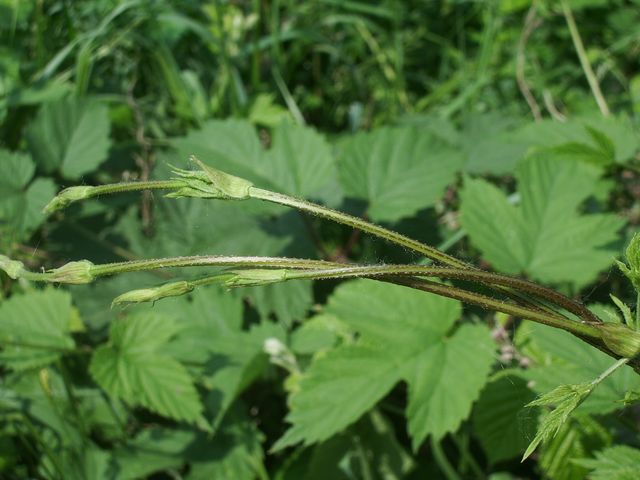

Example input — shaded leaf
[0,149,55,246]
[26,96,111,178]
[0,289,75,370]
[337,126,463,222]
[473,373,538,464]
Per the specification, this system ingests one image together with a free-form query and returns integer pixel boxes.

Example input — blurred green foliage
[1,0,640,478]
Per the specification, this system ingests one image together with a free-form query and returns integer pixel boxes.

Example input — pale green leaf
[337,126,463,222]
[0,150,56,246]
[26,96,111,178]
[460,112,529,174]
[276,280,494,450]
[0,289,75,370]
[89,313,203,423]
[575,446,640,480]
[460,155,625,287]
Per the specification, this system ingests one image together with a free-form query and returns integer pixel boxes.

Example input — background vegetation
[1,0,640,478]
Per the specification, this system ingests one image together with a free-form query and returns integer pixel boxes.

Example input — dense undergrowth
[1,1,640,478]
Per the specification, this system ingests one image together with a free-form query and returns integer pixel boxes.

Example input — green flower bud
[43,186,94,213]
[616,232,640,292]
[167,156,253,200]
[49,260,95,284]
[225,269,288,288]
[0,255,25,279]
[112,281,194,306]
[599,322,640,359]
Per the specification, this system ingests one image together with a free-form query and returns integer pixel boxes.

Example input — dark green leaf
[338,127,463,222]
[26,96,111,178]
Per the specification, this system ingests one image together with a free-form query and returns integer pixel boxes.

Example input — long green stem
[278,264,598,323]
[89,255,342,277]
[44,179,186,213]
[2,255,343,284]
[561,0,610,116]
[248,187,572,320]
[390,277,601,339]
[249,187,469,268]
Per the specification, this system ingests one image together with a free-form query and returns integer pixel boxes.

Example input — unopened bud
[167,157,253,200]
[225,269,288,288]
[49,260,95,284]
[43,186,94,213]
[599,322,640,359]
[112,281,194,306]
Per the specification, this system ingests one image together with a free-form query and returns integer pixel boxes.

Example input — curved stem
[280,265,598,323]
[250,187,469,268]
[249,187,572,320]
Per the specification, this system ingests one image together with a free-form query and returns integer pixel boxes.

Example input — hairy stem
[250,187,469,268]
[390,277,601,339]
[89,255,342,278]
[248,187,573,320]
[279,264,598,323]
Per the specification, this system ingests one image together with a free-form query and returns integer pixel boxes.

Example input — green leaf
[405,323,494,449]
[89,312,204,424]
[113,408,265,480]
[275,280,494,450]
[274,345,400,450]
[516,116,639,165]
[575,446,640,480]
[0,289,75,370]
[26,96,111,178]
[153,287,282,430]
[473,373,538,464]
[460,113,529,174]
[460,155,624,287]
[112,428,192,479]
[172,119,338,201]
[0,149,56,246]
[337,126,463,222]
